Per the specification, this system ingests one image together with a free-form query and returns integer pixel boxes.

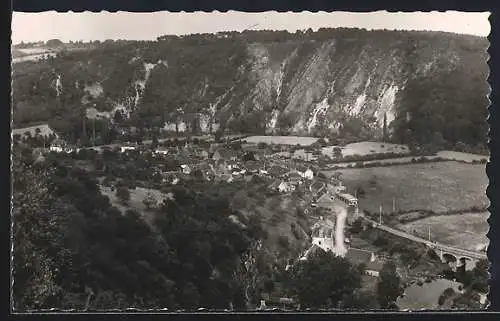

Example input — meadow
[245,135,319,146]
[398,212,489,252]
[396,279,462,310]
[322,141,409,158]
[324,162,488,214]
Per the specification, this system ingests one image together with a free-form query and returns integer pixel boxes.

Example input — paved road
[317,192,486,260]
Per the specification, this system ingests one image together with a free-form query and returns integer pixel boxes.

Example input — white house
[311,219,336,253]
[304,168,314,180]
[365,258,384,277]
[154,147,169,155]
[278,181,295,193]
[49,139,66,152]
[180,164,192,175]
[50,144,64,153]
[120,146,136,153]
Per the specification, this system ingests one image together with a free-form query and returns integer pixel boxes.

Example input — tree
[316,138,327,147]
[333,147,342,159]
[288,250,362,309]
[257,142,267,150]
[377,261,403,309]
[116,186,130,204]
[382,113,388,142]
[142,191,158,210]
[46,39,64,47]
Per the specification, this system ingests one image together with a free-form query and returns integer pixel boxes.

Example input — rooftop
[366,259,385,271]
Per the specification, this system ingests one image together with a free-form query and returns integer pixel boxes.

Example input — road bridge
[324,190,486,271]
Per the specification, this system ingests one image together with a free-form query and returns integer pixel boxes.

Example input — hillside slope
[12,28,489,148]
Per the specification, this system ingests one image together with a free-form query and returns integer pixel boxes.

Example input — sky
[11,10,490,44]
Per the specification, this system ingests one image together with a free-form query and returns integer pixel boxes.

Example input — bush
[116,186,131,204]
[278,235,290,249]
[373,236,389,247]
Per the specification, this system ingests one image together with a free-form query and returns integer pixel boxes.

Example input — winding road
[316,192,487,261]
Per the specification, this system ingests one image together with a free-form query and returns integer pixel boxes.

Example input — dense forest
[12,28,489,152]
[12,144,263,310]
[11,144,375,310]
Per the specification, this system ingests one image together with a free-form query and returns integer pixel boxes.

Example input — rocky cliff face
[12,29,489,143]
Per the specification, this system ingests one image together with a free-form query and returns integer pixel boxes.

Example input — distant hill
[11,29,489,151]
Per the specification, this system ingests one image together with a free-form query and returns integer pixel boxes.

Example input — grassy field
[396,279,462,310]
[324,162,488,214]
[322,141,409,158]
[398,212,489,252]
[245,135,319,146]
[436,151,489,162]
[12,123,56,137]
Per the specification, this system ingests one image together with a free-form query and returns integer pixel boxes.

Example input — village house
[176,155,200,175]
[344,248,384,277]
[200,149,210,159]
[154,147,170,156]
[310,181,326,198]
[269,165,289,178]
[212,148,237,162]
[296,165,314,180]
[299,243,324,261]
[268,179,282,192]
[310,218,336,252]
[287,172,304,187]
[278,181,295,193]
[226,160,240,171]
[120,145,137,153]
[49,139,65,153]
[244,161,261,174]
[49,139,77,153]
[180,164,192,175]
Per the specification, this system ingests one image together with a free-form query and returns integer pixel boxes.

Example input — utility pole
[92,118,96,146]
[379,205,382,225]
[393,197,396,213]
[428,224,431,242]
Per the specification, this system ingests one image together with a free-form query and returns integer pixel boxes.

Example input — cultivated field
[398,212,489,252]
[322,141,409,158]
[324,162,488,214]
[245,135,319,146]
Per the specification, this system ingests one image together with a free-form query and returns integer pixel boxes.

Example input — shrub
[278,235,290,249]
[143,191,158,210]
[116,186,131,204]
[291,226,302,240]
[373,236,389,247]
